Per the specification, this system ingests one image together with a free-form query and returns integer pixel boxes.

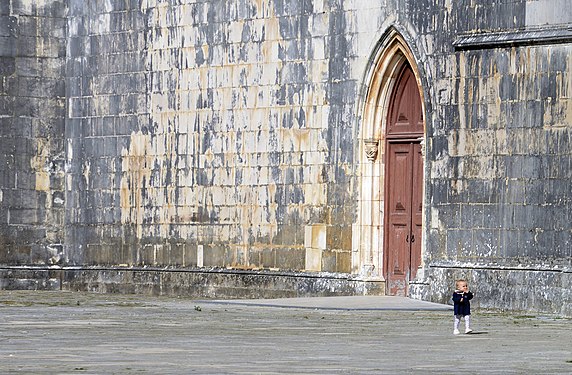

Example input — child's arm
[452,291,464,303]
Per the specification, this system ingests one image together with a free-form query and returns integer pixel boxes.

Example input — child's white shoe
[465,328,473,334]
[453,329,460,335]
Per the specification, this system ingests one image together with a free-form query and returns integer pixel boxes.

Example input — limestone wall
[64,0,387,272]
[0,0,67,265]
[415,0,572,313]
[1,0,571,314]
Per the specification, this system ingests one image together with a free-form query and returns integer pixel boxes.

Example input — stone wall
[0,0,571,315]
[64,0,380,273]
[0,0,67,265]
[417,0,572,313]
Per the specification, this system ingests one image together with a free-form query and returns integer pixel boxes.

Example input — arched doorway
[384,64,424,296]
[353,30,426,296]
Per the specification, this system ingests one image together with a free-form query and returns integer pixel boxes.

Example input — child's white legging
[454,314,471,330]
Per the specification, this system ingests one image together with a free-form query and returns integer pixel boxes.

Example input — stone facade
[0,0,67,265]
[0,0,571,315]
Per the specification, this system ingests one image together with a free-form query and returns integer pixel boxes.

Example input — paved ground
[1,291,571,374]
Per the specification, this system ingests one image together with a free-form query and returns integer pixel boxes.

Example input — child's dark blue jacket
[452,291,473,316]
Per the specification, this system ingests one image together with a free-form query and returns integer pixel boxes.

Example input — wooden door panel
[384,64,424,296]
[410,143,423,279]
[388,223,408,275]
[389,146,412,218]
[386,142,414,295]
[387,68,424,136]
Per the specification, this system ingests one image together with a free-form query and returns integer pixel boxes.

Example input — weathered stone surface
[410,264,572,317]
[0,266,385,298]
[0,0,571,315]
[0,0,66,265]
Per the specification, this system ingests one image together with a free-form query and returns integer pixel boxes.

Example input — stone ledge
[0,266,385,299]
[453,27,572,50]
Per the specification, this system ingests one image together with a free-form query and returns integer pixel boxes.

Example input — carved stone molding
[364,139,379,162]
[418,137,425,157]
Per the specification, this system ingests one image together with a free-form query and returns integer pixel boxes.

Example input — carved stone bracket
[364,139,379,162]
[417,137,425,156]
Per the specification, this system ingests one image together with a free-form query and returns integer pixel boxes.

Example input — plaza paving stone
[1,291,571,374]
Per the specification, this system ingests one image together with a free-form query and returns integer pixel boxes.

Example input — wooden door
[385,142,422,295]
[384,64,424,296]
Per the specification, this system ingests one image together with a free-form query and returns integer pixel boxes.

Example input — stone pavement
[1,291,571,374]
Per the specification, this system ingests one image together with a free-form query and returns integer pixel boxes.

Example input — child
[452,279,473,335]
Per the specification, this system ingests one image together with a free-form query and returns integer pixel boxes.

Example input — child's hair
[455,279,467,289]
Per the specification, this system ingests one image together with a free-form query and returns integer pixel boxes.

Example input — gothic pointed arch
[353,28,427,291]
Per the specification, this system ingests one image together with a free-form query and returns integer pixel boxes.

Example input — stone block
[320,249,337,272]
[203,244,226,267]
[8,208,38,225]
[276,247,305,270]
[334,250,350,273]
[0,16,16,37]
[305,247,321,271]
[304,224,326,250]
